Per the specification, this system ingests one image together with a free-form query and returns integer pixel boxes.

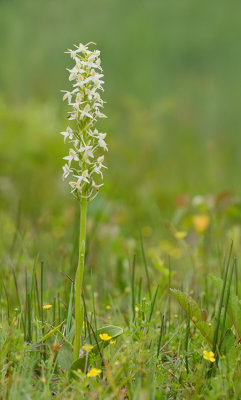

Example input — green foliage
[39,321,64,343]
[170,289,215,344]
[210,274,241,341]
[1,0,241,398]
[69,325,123,378]
[58,342,73,372]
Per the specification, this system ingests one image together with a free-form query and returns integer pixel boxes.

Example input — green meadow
[1,1,241,398]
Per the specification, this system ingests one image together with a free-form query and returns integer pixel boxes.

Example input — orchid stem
[74,196,87,360]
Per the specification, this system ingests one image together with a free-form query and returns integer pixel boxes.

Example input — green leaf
[87,325,123,345]
[69,325,123,378]
[221,329,235,355]
[170,289,215,344]
[57,342,73,371]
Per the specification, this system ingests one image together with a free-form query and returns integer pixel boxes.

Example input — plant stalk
[74,197,87,360]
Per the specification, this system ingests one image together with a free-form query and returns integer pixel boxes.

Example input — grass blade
[131,255,136,321]
[219,257,236,351]
[66,282,74,339]
[149,285,159,323]
[140,233,151,298]
[157,314,164,358]
[212,242,233,355]
[40,322,64,343]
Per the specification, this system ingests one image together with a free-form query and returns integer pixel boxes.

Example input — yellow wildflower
[99,333,112,341]
[135,306,139,312]
[192,215,210,233]
[175,231,187,239]
[16,354,21,360]
[110,340,116,345]
[42,305,52,310]
[203,350,215,363]
[105,305,111,310]
[87,368,102,377]
[82,344,93,352]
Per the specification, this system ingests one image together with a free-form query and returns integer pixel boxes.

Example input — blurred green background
[0,0,241,289]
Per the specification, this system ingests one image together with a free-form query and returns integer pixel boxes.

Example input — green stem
[73,197,88,360]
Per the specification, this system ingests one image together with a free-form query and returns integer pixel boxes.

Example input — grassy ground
[1,166,241,399]
[1,100,241,398]
[1,1,241,398]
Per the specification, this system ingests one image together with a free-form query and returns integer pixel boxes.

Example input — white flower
[79,104,93,119]
[62,91,73,104]
[75,92,83,103]
[62,164,72,179]
[76,43,88,53]
[60,126,74,142]
[73,139,80,149]
[97,155,105,164]
[82,60,102,71]
[92,180,104,190]
[69,181,81,193]
[68,71,78,81]
[74,170,89,184]
[85,88,95,101]
[66,48,77,59]
[61,42,107,200]
[88,129,106,140]
[63,149,79,165]
[79,144,94,161]
[94,108,106,119]
[98,138,108,151]
[68,109,79,120]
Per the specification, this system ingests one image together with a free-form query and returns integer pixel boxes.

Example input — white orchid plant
[61,42,107,200]
[61,42,107,360]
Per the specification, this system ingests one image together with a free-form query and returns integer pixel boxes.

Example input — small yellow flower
[87,368,102,377]
[42,305,52,310]
[110,340,116,345]
[105,305,111,310]
[99,333,112,341]
[135,306,139,312]
[175,231,187,239]
[82,344,93,352]
[16,354,21,360]
[203,350,215,363]
[193,215,210,233]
